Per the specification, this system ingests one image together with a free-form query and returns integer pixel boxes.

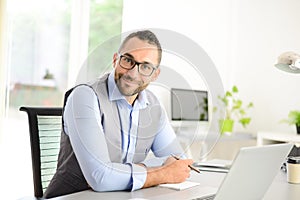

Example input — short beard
[115,73,149,97]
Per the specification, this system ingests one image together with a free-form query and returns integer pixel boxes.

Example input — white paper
[158,181,200,190]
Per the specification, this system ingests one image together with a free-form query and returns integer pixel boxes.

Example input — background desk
[178,132,256,161]
[257,131,300,146]
[18,170,300,200]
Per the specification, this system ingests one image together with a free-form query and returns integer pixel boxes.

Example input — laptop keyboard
[192,194,216,200]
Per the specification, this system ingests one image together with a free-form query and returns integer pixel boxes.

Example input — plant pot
[219,119,234,135]
[296,125,300,134]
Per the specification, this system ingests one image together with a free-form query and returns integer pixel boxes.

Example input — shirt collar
[107,70,149,109]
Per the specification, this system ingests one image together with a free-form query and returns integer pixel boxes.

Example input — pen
[171,154,201,173]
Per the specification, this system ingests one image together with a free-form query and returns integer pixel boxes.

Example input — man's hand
[161,157,193,183]
[142,156,194,188]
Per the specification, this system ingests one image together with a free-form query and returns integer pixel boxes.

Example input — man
[44,30,194,198]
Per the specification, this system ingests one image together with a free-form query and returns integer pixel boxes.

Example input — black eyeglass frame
[117,53,158,76]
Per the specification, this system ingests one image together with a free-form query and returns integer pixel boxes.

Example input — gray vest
[44,73,162,198]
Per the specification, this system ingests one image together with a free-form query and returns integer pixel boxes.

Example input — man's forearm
[142,166,167,188]
[141,157,194,188]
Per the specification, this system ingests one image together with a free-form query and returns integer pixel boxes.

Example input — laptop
[193,143,293,200]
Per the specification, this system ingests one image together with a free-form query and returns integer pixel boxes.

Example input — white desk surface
[18,170,300,200]
[257,131,300,146]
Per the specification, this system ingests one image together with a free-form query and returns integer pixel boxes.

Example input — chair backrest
[20,106,63,198]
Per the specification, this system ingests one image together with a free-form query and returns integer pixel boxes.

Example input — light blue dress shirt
[63,71,181,192]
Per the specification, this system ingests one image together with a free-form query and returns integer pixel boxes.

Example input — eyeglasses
[117,53,158,76]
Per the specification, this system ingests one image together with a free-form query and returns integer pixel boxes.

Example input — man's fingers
[183,159,194,166]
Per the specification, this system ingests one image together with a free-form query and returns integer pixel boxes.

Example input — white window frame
[0,0,9,135]
[67,0,90,88]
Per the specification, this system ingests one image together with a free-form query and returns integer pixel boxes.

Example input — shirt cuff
[130,163,147,191]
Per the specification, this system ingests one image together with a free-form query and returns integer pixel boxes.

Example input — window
[89,0,123,53]
[1,0,123,198]
[7,0,71,108]
[83,0,123,81]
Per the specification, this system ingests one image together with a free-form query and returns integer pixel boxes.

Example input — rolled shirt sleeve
[64,85,147,191]
[130,163,147,191]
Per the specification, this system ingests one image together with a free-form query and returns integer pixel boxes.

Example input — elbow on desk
[90,184,114,192]
[88,177,106,192]
[88,181,129,193]
[87,169,130,192]
[87,170,112,192]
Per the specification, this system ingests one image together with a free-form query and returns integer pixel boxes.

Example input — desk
[179,132,256,161]
[18,170,300,200]
[257,131,300,146]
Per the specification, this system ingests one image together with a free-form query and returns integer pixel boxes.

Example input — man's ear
[151,67,160,81]
[112,53,118,68]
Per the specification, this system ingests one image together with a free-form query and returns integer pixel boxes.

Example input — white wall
[122,0,233,87]
[122,0,300,135]
[233,0,300,133]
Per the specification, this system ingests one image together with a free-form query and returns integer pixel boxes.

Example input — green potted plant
[283,110,300,134]
[215,86,254,135]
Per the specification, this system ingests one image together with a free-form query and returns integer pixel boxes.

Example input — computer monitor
[171,88,208,121]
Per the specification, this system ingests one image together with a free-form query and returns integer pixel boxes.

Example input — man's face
[113,37,160,98]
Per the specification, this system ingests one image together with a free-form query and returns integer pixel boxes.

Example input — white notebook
[158,180,200,190]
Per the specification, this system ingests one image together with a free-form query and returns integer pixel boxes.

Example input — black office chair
[20,106,63,198]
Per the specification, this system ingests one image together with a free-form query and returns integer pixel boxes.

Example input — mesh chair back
[20,106,62,198]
